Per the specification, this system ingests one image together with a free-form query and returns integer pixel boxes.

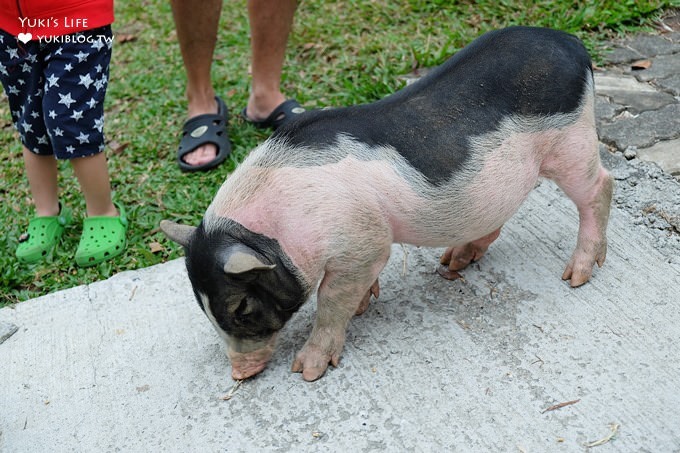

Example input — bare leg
[170,0,222,167]
[245,0,297,120]
[22,147,59,216]
[70,153,117,217]
[438,228,502,279]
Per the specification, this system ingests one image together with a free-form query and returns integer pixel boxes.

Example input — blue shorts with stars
[0,26,112,159]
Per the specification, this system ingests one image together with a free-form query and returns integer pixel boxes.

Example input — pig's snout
[227,334,278,380]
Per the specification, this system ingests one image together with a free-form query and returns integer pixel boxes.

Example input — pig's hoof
[439,229,501,275]
[561,245,607,287]
[436,265,463,281]
[291,359,329,381]
[291,346,340,382]
[439,242,489,272]
[438,246,472,279]
[562,265,593,287]
[292,363,327,382]
[439,245,477,271]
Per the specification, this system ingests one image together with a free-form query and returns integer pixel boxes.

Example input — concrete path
[2,24,680,452]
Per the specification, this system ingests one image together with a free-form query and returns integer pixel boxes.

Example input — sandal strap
[242,99,306,130]
[177,96,232,172]
[23,205,72,235]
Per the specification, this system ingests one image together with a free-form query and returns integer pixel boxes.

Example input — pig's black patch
[184,219,310,341]
[276,26,592,185]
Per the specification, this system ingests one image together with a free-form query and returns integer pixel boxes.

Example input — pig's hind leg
[438,228,502,280]
[541,131,614,287]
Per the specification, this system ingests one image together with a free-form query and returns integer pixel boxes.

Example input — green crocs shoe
[16,206,72,264]
[75,203,128,267]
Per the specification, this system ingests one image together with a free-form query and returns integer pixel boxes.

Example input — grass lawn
[0,0,675,305]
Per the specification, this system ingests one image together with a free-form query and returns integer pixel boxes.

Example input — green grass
[0,0,676,305]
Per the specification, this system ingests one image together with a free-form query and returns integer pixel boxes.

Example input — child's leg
[71,149,126,267]
[16,147,69,263]
[0,29,60,216]
[70,153,117,217]
[39,26,126,266]
[1,30,71,263]
[41,26,117,217]
[22,147,60,216]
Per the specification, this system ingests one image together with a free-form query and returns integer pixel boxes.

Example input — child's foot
[75,203,128,267]
[16,205,72,264]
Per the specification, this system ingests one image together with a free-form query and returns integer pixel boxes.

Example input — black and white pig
[161,26,613,382]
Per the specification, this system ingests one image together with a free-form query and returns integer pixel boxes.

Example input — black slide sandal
[177,96,231,172]
[241,99,306,130]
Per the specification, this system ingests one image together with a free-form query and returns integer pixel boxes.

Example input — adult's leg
[245,0,297,121]
[171,0,222,166]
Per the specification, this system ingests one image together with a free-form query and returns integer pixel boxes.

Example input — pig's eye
[234,297,254,324]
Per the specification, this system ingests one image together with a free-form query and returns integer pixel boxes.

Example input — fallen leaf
[149,242,164,253]
[109,140,129,155]
[585,423,620,448]
[219,380,243,401]
[116,33,137,44]
[542,398,580,414]
[631,59,651,70]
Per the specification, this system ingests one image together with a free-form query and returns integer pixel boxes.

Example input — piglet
[161,26,613,382]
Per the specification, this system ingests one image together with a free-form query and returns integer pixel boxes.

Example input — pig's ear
[222,245,276,275]
[160,220,196,247]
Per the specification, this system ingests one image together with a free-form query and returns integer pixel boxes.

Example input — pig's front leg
[292,255,388,381]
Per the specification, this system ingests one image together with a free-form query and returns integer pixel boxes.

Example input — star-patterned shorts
[0,26,112,159]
